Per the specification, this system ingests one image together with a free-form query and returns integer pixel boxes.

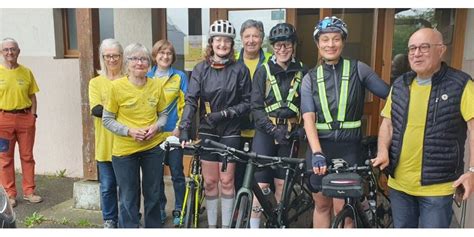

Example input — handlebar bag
[322,172,366,198]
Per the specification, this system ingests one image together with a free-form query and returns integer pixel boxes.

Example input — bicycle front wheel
[183,182,196,228]
[332,206,362,228]
[232,194,251,228]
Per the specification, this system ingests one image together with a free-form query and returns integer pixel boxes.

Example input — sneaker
[103,220,117,228]
[160,210,167,224]
[23,193,43,203]
[8,197,17,208]
[172,210,181,226]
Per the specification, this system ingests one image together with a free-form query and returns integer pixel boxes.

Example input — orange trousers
[0,112,37,198]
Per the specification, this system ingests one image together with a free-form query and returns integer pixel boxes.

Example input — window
[62,9,79,58]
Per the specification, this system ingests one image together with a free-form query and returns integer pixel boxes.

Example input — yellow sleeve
[461,80,474,121]
[156,82,167,113]
[28,70,39,95]
[380,88,392,118]
[88,78,101,110]
[105,84,119,114]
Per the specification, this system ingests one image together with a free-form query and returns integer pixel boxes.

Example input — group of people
[1,15,473,229]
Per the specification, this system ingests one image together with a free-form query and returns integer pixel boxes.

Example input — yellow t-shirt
[0,64,39,110]
[381,79,474,196]
[89,75,114,162]
[243,57,260,80]
[241,57,260,138]
[105,76,167,156]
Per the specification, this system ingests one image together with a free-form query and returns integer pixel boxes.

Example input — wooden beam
[76,9,100,180]
[319,9,332,19]
[152,9,167,43]
[451,9,467,70]
[286,8,296,26]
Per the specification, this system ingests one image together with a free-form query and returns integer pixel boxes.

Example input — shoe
[103,220,117,228]
[23,193,43,203]
[160,210,167,224]
[172,209,181,226]
[8,197,17,208]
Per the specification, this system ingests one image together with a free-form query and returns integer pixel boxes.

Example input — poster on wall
[184,35,207,71]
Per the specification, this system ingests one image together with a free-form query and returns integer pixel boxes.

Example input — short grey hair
[123,43,152,73]
[1,37,19,49]
[97,38,125,76]
[240,19,265,40]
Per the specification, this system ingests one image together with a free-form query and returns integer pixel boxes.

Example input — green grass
[24,212,46,228]
[55,169,67,177]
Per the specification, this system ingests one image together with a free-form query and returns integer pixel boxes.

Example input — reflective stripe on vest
[263,63,302,114]
[316,59,361,130]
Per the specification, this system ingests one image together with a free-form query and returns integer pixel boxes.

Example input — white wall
[0,9,84,177]
[113,9,154,50]
[0,9,57,57]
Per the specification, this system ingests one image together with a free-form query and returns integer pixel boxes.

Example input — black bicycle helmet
[269,23,297,44]
[313,16,348,41]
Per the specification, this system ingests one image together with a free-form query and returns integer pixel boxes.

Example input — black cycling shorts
[252,130,295,183]
[306,140,362,193]
[198,133,241,163]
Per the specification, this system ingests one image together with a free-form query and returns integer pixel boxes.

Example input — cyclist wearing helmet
[179,19,251,228]
[300,16,389,228]
[250,23,307,228]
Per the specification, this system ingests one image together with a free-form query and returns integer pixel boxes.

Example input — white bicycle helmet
[209,20,236,39]
[313,16,348,41]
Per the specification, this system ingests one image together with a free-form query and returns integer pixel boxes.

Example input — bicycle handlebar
[326,159,372,173]
[204,139,305,165]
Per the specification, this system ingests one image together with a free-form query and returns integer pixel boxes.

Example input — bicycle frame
[179,153,203,228]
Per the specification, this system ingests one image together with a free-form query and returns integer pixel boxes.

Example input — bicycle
[164,141,225,228]
[204,139,314,228]
[321,157,392,228]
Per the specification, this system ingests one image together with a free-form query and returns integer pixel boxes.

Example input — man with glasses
[372,28,474,228]
[0,38,42,208]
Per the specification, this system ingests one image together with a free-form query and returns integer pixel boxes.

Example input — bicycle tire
[183,182,196,228]
[233,194,251,228]
[332,206,362,228]
[286,182,314,228]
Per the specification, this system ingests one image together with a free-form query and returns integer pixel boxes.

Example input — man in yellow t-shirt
[373,28,474,228]
[0,38,42,207]
[235,19,271,191]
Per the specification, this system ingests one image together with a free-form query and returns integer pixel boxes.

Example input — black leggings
[198,133,241,162]
[252,130,295,183]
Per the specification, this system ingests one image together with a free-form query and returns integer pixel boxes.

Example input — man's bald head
[407,28,446,79]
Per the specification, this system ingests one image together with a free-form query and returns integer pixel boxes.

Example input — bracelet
[468,167,474,173]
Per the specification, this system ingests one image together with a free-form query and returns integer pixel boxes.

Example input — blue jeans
[112,145,164,228]
[389,188,453,228]
[97,161,118,223]
[160,148,185,211]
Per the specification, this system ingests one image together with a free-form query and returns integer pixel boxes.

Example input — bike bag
[321,172,366,198]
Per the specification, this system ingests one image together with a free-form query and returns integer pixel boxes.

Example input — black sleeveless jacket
[388,62,472,185]
[308,58,365,142]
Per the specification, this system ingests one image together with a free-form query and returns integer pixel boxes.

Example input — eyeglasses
[127,57,150,64]
[103,54,121,61]
[2,47,18,53]
[273,42,293,51]
[158,51,173,57]
[408,43,443,55]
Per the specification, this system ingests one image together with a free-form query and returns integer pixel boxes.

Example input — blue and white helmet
[313,16,348,41]
[209,20,236,39]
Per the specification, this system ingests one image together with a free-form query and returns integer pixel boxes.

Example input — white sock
[221,196,235,228]
[250,217,261,228]
[206,196,219,227]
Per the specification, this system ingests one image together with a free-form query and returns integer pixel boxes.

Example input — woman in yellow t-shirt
[103,43,168,228]
[88,38,125,228]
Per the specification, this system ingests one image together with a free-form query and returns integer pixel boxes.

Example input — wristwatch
[468,167,474,173]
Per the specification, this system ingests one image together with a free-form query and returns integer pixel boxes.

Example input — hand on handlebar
[312,152,327,175]
[179,129,191,148]
[371,153,389,170]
